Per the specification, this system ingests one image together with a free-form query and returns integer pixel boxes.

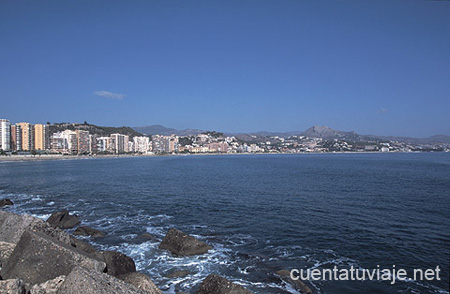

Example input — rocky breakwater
[0,210,162,294]
[1,202,312,293]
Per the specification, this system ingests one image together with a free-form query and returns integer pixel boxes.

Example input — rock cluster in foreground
[0,210,161,294]
[1,204,312,293]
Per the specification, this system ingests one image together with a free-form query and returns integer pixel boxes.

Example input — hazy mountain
[132,124,449,145]
[133,125,205,136]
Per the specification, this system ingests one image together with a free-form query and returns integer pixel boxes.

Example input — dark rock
[0,278,25,294]
[73,226,106,238]
[92,250,136,277]
[165,270,190,279]
[46,210,80,229]
[29,275,65,294]
[159,228,212,256]
[69,235,98,254]
[0,230,106,285]
[275,270,313,294]
[139,232,157,241]
[58,266,145,294]
[117,272,163,294]
[0,199,13,207]
[196,274,254,294]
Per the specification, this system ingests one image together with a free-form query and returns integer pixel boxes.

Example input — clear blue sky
[1,1,449,137]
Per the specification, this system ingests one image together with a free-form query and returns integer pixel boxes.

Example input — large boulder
[196,274,254,294]
[29,276,65,294]
[92,251,136,277]
[117,272,163,294]
[0,279,25,294]
[159,228,212,256]
[73,226,106,238]
[0,198,14,207]
[57,266,145,294]
[275,270,313,294]
[0,230,106,285]
[0,211,94,255]
[46,210,80,229]
[0,241,15,268]
[69,235,97,254]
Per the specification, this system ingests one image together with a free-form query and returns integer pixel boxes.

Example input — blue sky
[1,1,449,137]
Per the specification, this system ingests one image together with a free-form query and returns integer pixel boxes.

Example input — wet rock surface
[196,274,254,294]
[159,228,212,256]
[46,210,80,229]
[0,199,14,208]
[276,269,313,294]
[117,272,163,294]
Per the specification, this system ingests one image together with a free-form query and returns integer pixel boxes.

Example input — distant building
[60,130,78,154]
[10,124,22,151]
[207,142,228,153]
[110,133,128,154]
[76,130,90,154]
[17,122,34,151]
[0,119,11,151]
[51,132,68,153]
[96,137,110,152]
[152,135,178,153]
[34,124,50,150]
[133,136,150,153]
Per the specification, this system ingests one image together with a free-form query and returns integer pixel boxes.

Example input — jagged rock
[0,211,95,255]
[0,199,13,208]
[29,275,65,294]
[0,230,106,285]
[165,270,190,279]
[196,274,254,294]
[117,272,163,294]
[159,228,212,256]
[57,266,145,294]
[0,279,25,294]
[275,270,313,294]
[73,226,106,238]
[46,210,80,229]
[92,250,136,277]
[69,235,97,254]
[0,241,15,268]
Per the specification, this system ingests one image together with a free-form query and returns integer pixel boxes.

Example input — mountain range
[132,125,450,144]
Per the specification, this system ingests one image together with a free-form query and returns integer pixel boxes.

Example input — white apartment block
[133,136,150,153]
[0,119,11,151]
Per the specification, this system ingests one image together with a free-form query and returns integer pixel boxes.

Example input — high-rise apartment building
[17,122,34,151]
[133,136,150,153]
[0,119,11,151]
[60,130,77,154]
[10,124,22,151]
[34,124,50,150]
[75,130,90,154]
[110,133,129,154]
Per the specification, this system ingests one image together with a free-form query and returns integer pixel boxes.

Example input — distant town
[0,119,449,156]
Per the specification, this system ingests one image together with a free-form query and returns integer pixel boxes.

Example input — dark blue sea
[1,153,449,294]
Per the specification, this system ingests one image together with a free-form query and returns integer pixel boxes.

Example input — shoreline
[0,151,444,163]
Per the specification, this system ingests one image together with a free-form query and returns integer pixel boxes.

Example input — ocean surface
[1,153,449,294]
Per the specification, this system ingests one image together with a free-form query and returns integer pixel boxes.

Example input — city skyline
[1,1,449,137]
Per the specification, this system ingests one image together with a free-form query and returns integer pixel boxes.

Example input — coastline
[0,151,442,163]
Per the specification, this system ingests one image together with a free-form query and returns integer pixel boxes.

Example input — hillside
[133,125,205,136]
[50,122,144,137]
